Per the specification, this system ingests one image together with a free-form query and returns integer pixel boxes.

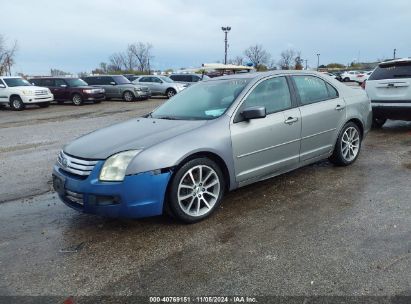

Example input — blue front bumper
[52,162,171,218]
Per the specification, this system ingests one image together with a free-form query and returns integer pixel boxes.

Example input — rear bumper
[52,163,171,219]
[372,100,411,120]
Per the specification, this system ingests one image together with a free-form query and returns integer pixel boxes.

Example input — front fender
[125,116,238,190]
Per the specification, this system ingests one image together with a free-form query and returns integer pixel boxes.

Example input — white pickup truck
[0,76,54,110]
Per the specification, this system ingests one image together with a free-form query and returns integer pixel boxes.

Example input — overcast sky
[2,0,411,75]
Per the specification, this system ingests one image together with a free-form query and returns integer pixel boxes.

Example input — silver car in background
[169,73,210,86]
[132,75,187,98]
[54,71,371,223]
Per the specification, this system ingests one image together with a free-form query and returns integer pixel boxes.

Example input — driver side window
[242,76,292,114]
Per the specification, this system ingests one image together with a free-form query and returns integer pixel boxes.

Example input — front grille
[57,151,98,177]
[35,90,48,96]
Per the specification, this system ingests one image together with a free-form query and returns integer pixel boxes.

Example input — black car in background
[29,77,105,105]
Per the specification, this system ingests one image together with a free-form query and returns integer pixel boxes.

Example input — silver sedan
[54,71,372,223]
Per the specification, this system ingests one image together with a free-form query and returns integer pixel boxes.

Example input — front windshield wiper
[155,116,179,120]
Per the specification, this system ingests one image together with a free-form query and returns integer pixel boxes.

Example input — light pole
[221,26,231,65]
[305,59,308,70]
[316,53,320,71]
[393,48,397,59]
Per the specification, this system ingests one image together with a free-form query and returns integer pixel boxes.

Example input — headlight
[134,87,142,92]
[83,89,93,94]
[99,150,141,182]
[21,90,33,95]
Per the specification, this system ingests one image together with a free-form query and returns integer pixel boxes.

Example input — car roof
[204,70,330,82]
[0,76,22,79]
[379,57,411,66]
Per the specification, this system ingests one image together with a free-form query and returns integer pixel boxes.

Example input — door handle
[284,117,298,124]
[335,104,345,111]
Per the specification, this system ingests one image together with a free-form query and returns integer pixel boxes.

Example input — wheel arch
[331,117,365,152]
[9,94,22,102]
[172,151,231,192]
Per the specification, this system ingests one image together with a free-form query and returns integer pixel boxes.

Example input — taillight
[361,80,366,89]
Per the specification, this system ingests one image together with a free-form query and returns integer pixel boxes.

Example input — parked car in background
[169,73,210,86]
[82,75,150,102]
[341,70,364,82]
[53,71,371,223]
[356,71,372,84]
[365,58,411,128]
[132,75,187,98]
[0,76,53,111]
[30,77,105,105]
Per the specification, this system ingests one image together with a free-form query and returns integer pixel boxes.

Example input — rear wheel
[329,122,362,166]
[10,96,25,111]
[122,91,135,102]
[372,117,387,129]
[72,94,83,106]
[166,88,176,99]
[167,158,225,223]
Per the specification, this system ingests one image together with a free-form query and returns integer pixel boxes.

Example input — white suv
[365,58,411,127]
[0,76,54,110]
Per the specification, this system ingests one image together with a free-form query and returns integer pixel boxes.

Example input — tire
[372,117,387,129]
[329,122,362,166]
[166,88,177,99]
[72,94,83,106]
[343,77,350,82]
[38,102,50,108]
[122,91,135,102]
[167,158,225,223]
[10,96,25,111]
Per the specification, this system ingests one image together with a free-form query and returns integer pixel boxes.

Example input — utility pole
[305,59,308,70]
[316,53,320,71]
[393,48,397,59]
[221,26,231,65]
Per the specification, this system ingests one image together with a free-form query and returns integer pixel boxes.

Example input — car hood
[64,118,207,159]
[12,86,49,92]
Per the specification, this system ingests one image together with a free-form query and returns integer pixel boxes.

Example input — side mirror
[110,82,116,85]
[241,106,266,120]
[0,84,5,88]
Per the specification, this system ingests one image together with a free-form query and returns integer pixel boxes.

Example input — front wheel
[329,122,362,166]
[166,89,176,99]
[10,96,25,111]
[372,117,386,129]
[167,158,225,223]
[122,91,135,102]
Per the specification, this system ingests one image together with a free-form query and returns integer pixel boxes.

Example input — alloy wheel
[177,165,220,217]
[341,127,360,162]
[72,95,82,105]
[124,91,133,102]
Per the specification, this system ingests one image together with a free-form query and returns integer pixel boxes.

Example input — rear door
[366,62,411,102]
[139,77,156,93]
[291,75,346,161]
[230,76,301,183]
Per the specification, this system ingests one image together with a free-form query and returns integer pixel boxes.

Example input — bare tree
[108,52,125,71]
[244,45,271,70]
[50,69,70,76]
[0,35,18,76]
[278,49,296,70]
[228,56,244,66]
[128,42,153,72]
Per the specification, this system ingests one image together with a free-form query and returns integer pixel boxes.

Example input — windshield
[3,78,32,87]
[151,79,250,120]
[159,76,174,83]
[66,78,88,87]
[113,75,131,84]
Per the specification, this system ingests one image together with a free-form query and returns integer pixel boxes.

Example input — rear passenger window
[293,76,329,105]
[242,76,292,114]
[55,79,66,87]
[326,83,338,98]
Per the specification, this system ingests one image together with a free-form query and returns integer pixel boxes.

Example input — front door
[291,75,346,161]
[54,79,69,100]
[230,76,301,183]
